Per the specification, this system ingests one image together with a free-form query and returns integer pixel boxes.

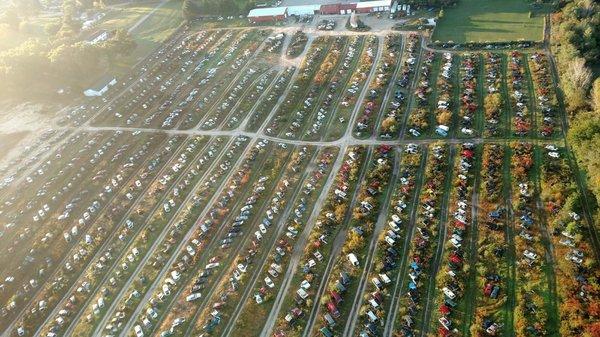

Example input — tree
[0,8,21,30]
[101,29,137,58]
[44,21,61,36]
[592,77,600,113]
[182,0,201,21]
[568,58,593,92]
[381,116,397,132]
[437,110,452,125]
[0,39,49,91]
[48,44,84,83]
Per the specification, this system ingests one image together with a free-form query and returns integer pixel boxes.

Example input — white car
[524,250,538,260]
[442,287,455,299]
[264,277,275,288]
[186,293,201,302]
[134,325,144,337]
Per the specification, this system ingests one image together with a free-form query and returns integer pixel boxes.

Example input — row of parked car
[379,34,418,138]
[274,147,365,336]
[397,144,449,337]
[306,36,362,138]
[356,144,422,337]
[115,138,258,337]
[528,53,558,138]
[63,137,227,337]
[434,52,454,137]
[187,146,308,336]
[483,52,503,136]
[282,37,347,139]
[104,30,223,129]
[354,34,402,136]
[407,51,435,137]
[509,51,532,136]
[434,143,476,336]
[316,146,394,335]
[246,66,295,132]
[265,38,328,137]
[511,142,550,335]
[458,54,477,136]
[3,131,165,336]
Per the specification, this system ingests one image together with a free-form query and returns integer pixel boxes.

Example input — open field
[0,20,598,337]
[98,0,184,73]
[432,0,544,43]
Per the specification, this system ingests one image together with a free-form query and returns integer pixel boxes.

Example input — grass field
[432,0,544,43]
[99,0,184,73]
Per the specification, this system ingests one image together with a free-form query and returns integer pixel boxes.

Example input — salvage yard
[0,18,598,337]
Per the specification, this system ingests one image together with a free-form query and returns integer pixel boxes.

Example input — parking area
[0,21,597,337]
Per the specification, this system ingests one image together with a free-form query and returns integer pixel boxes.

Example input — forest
[553,0,600,217]
[0,0,136,98]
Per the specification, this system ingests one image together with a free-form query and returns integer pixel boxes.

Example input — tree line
[552,0,600,218]
[182,0,256,20]
[0,0,136,98]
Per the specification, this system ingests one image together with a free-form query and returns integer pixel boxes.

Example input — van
[347,253,359,267]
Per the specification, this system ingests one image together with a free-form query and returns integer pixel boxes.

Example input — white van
[347,253,359,267]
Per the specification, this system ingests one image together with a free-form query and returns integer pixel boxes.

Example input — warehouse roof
[248,7,288,17]
[355,0,392,8]
[287,4,321,16]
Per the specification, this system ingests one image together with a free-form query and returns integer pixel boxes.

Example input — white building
[84,75,117,97]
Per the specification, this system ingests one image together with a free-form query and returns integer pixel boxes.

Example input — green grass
[99,0,184,74]
[432,0,544,43]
